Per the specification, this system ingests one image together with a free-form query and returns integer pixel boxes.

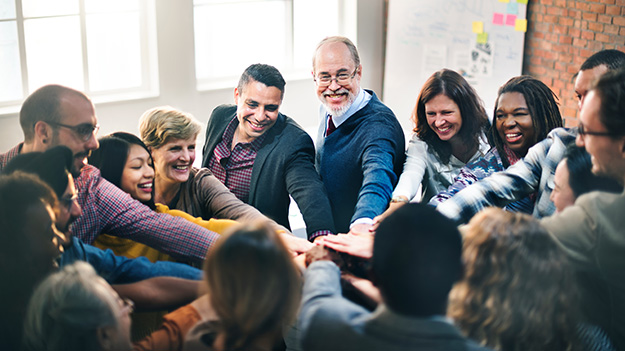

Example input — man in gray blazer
[202,64,335,241]
[298,203,490,351]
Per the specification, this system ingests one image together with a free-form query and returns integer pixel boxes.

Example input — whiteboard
[383,0,528,132]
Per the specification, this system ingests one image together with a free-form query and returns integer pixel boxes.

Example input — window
[193,0,351,90]
[0,0,158,111]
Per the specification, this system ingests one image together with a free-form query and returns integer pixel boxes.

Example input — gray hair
[312,36,361,72]
[22,262,121,351]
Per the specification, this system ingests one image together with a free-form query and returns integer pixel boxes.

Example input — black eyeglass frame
[45,121,100,142]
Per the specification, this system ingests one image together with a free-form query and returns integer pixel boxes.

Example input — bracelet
[390,196,409,204]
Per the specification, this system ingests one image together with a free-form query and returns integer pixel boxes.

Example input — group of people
[1,35,624,351]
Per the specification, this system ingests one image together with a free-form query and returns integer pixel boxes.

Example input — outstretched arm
[113,277,200,312]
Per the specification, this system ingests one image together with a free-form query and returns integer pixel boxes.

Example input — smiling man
[541,68,625,350]
[0,84,222,263]
[202,64,336,241]
[312,36,405,234]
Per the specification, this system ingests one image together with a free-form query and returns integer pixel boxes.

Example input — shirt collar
[326,88,370,127]
[223,116,266,151]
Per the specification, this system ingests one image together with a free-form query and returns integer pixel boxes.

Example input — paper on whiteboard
[421,44,447,81]
[469,41,494,77]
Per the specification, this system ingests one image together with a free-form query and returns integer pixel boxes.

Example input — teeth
[173,165,188,170]
[438,126,450,132]
[138,183,152,189]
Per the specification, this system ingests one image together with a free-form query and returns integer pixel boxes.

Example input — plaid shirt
[208,117,265,202]
[0,144,219,263]
[436,128,577,224]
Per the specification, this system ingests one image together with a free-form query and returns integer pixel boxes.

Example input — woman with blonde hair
[183,221,301,351]
[139,106,311,254]
[449,208,613,350]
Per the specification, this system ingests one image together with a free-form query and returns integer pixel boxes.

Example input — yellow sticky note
[477,32,488,44]
[498,0,510,2]
[472,21,484,34]
[515,19,527,32]
[517,0,528,4]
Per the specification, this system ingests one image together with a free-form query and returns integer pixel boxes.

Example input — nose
[145,165,155,179]
[502,115,516,127]
[328,78,342,90]
[434,116,446,127]
[180,149,190,162]
[71,199,82,218]
[86,133,99,151]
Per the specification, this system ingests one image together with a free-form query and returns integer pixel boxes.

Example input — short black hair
[580,49,625,71]
[564,144,622,197]
[372,203,462,317]
[237,64,286,99]
[3,146,73,198]
[592,68,625,136]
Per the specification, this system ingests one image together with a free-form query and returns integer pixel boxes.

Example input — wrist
[390,196,409,204]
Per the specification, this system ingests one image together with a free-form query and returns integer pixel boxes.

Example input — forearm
[113,277,200,312]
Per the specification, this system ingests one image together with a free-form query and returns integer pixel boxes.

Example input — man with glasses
[541,68,625,350]
[312,36,405,234]
[202,64,335,241]
[0,84,221,263]
[436,49,625,223]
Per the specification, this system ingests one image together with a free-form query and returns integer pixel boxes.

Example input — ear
[96,326,116,351]
[234,87,240,105]
[356,64,363,79]
[34,121,52,145]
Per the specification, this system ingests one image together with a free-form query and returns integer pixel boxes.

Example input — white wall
[0,0,388,154]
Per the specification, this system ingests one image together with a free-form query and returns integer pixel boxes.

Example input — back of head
[23,261,121,351]
[312,36,360,71]
[448,208,579,350]
[414,69,489,163]
[580,49,625,72]
[591,68,625,135]
[3,146,73,198]
[20,85,91,142]
[238,64,286,99]
[373,203,462,317]
[0,172,59,351]
[490,76,563,166]
[203,221,301,350]
[564,144,622,197]
[139,106,202,149]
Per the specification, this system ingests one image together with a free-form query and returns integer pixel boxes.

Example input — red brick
[534,22,551,32]
[559,17,575,26]
[567,64,580,74]
[576,2,590,10]
[559,36,573,44]
[606,5,621,15]
[620,27,625,36]
[617,0,625,5]
[581,30,595,40]
[597,14,612,24]
[589,3,606,12]
[543,0,554,5]
[582,12,597,21]
[530,57,542,66]
[533,31,545,39]
[546,33,559,42]
[588,22,604,31]
[547,6,567,15]
[568,9,582,19]
[553,24,569,34]
[554,0,566,6]
[604,24,619,34]
[573,37,587,47]
[541,41,553,50]
[544,15,557,23]
[569,27,581,38]
[535,13,544,22]
[580,48,594,58]
[596,33,611,42]
[555,61,566,71]
[614,16,625,26]
[530,65,548,75]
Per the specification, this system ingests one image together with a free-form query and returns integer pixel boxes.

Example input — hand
[371,200,407,232]
[348,223,374,236]
[318,233,374,259]
[279,233,314,256]
[341,273,382,305]
[305,245,343,268]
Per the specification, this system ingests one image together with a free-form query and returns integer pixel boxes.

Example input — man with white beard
[312,36,405,234]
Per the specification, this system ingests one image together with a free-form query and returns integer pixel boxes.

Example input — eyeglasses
[59,193,78,211]
[578,124,622,137]
[314,69,358,87]
[46,121,100,142]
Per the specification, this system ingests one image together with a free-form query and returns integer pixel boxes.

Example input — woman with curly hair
[430,75,563,213]
[448,208,613,350]
[381,69,490,219]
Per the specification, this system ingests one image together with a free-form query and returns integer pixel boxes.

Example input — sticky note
[493,13,504,25]
[507,1,518,14]
[498,0,510,3]
[517,0,528,4]
[472,21,484,33]
[506,14,517,26]
[515,19,527,32]
[477,32,488,44]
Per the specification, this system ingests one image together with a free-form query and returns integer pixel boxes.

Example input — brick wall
[523,0,625,127]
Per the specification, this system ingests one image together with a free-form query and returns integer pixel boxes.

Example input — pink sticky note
[506,14,517,26]
[493,13,504,25]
